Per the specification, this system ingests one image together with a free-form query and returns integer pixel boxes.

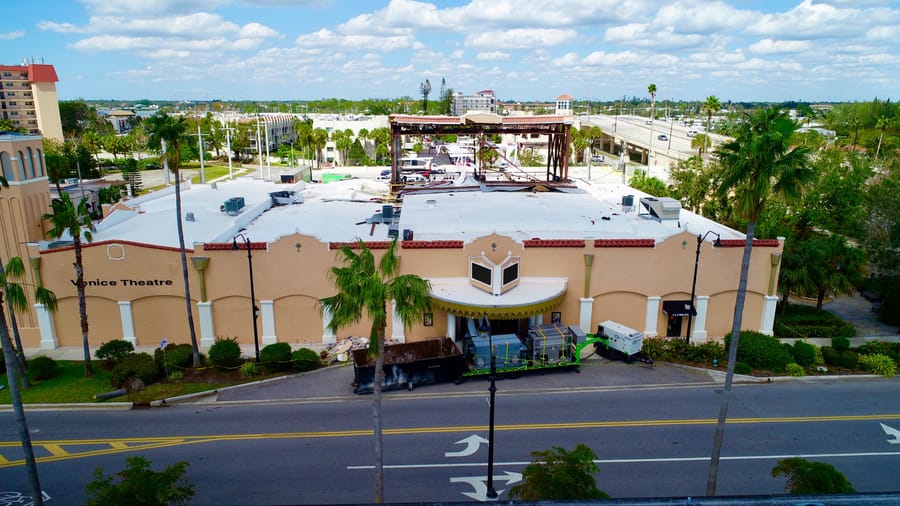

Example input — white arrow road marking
[445,435,490,457]
[881,423,900,444]
[450,472,522,502]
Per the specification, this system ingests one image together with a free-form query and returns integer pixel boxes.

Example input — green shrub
[110,353,160,388]
[687,341,726,364]
[735,362,752,375]
[95,340,135,366]
[791,341,817,367]
[821,346,859,369]
[168,370,183,381]
[857,354,896,377]
[239,361,258,378]
[831,336,851,352]
[771,457,855,494]
[208,338,243,369]
[85,456,194,506]
[29,356,60,380]
[292,348,321,372]
[260,342,292,371]
[774,304,856,338]
[154,344,197,370]
[856,341,900,363]
[785,363,805,377]
[725,331,793,373]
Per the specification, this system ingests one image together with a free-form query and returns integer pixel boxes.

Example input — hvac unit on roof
[639,197,681,221]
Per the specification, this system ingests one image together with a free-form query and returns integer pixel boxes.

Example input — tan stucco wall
[25,223,783,351]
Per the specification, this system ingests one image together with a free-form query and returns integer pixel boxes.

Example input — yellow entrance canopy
[428,277,567,320]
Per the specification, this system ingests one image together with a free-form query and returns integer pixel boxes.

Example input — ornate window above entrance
[469,253,520,296]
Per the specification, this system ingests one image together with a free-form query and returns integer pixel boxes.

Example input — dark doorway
[666,316,683,338]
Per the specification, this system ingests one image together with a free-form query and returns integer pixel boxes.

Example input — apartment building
[0,62,64,142]
[451,90,498,115]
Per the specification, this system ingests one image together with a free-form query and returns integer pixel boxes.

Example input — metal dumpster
[351,338,467,394]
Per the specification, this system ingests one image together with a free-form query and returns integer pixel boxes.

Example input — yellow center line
[1,413,898,468]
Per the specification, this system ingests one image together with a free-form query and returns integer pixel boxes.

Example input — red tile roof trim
[524,239,586,248]
[594,239,656,248]
[401,240,464,249]
[718,239,781,248]
[205,242,267,251]
[329,241,391,250]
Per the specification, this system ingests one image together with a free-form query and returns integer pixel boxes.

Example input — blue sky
[3,0,898,103]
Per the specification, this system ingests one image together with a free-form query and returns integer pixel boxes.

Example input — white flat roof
[48,174,743,250]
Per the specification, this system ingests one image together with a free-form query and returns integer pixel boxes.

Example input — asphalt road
[1,368,898,505]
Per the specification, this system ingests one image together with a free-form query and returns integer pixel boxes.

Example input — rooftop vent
[621,194,634,213]
[639,197,681,221]
[185,212,195,222]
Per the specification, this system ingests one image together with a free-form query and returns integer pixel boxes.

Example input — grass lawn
[0,360,281,405]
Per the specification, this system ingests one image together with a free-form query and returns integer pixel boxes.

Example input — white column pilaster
[579,298,594,334]
[117,301,136,346]
[691,296,710,343]
[446,313,456,341]
[322,307,336,345]
[391,299,405,342]
[260,300,276,345]
[198,301,215,347]
[35,303,58,349]
[644,296,661,337]
[760,295,779,336]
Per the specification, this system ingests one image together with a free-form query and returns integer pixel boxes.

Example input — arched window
[1,151,13,180]
[26,147,36,179]
[17,151,26,180]
[36,148,45,177]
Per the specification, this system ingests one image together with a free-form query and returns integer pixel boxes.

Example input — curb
[664,362,883,384]
[1,402,133,412]
[150,364,346,407]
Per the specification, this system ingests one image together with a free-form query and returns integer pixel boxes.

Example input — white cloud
[465,28,578,49]
[749,39,812,54]
[0,30,25,40]
[476,51,509,61]
[295,28,415,51]
[38,21,85,34]
[653,1,757,33]
[239,22,282,39]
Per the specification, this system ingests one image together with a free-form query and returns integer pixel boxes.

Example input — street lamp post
[232,233,260,363]
[686,231,721,342]
[480,316,498,500]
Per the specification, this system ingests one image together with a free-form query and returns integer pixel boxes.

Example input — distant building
[104,109,137,135]
[555,94,573,116]
[451,90,497,115]
[0,62,64,142]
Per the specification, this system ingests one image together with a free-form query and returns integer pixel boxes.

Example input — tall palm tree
[44,193,95,377]
[702,96,722,135]
[647,83,657,121]
[874,116,892,159]
[320,239,432,503]
[312,128,328,169]
[145,112,201,368]
[706,107,813,495]
[1,256,56,506]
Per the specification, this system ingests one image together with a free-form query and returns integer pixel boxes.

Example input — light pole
[232,233,260,363]
[480,315,498,500]
[686,231,721,342]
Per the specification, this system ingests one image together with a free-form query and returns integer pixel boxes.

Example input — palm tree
[691,133,711,157]
[320,239,432,503]
[1,256,56,506]
[647,83,657,121]
[312,128,328,169]
[702,96,722,135]
[700,95,722,149]
[706,107,814,495]
[44,193,96,377]
[145,112,201,368]
[874,116,892,159]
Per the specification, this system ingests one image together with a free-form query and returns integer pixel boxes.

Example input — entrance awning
[428,277,567,320]
[662,300,695,317]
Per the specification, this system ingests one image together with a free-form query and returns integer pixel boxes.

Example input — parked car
[401,173,427,183]
[376,170,391,181]
[657,134,668,141]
